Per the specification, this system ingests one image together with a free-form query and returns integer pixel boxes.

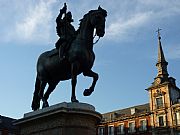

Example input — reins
[93,31,100,45]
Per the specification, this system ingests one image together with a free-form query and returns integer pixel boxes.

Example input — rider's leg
[59,42,66,60]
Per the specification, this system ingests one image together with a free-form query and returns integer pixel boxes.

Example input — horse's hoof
[31,101,40,111]
[71,98,79,103]
[42,102,49,108]
[83,89,93,96]
[31,104,39,111]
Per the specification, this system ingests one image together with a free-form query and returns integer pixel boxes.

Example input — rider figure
[55,3,76,60]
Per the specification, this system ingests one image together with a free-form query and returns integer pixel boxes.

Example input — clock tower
[146,29,180,135]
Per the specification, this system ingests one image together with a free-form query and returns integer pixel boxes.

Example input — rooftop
[101,103,150,122]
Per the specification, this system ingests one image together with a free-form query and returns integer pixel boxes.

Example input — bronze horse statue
[31,7,107,111]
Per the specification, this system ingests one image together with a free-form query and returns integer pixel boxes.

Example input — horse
[31,6,107,111]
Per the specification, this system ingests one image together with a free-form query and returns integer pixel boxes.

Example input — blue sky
[0,0,180,119]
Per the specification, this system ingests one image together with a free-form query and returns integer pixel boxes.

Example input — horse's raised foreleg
[83,70,99,96]
[71,62,79,102]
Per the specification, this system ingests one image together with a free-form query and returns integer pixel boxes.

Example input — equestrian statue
[31,3,107,111]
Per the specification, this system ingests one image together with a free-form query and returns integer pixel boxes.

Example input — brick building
[97,32,180,135]
[98,103,152,135]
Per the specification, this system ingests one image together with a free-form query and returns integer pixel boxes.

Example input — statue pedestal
[14,102,102,135]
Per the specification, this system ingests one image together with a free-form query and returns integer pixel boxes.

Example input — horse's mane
[76,7,107,34]
[76,10,96,34]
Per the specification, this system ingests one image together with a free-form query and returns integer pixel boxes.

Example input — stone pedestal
[14,102,102,135]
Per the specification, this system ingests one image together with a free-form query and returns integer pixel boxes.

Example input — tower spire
[156,28,169,81]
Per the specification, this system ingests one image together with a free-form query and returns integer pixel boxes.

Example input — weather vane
[156,28,162,39]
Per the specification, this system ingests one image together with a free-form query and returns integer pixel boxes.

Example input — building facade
[0,115,18,135]
[97,32,180,135]
[98,103,152,135]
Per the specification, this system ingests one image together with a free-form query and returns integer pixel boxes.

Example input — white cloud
[15,0,56,43]
[0,0,57,45]
[106,12,152,41]
[104,0,180,42]
[1,0,180,45]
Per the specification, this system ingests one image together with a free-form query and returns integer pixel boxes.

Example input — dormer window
[130,108,136,115]
[110,113,114,120]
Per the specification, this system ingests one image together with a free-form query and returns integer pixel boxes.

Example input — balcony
[153,103,168,110]
[139,126,147,132]
[156,103,165,109]
[155,121,170,128]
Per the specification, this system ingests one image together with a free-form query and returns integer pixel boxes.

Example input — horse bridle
[93,30,100,45]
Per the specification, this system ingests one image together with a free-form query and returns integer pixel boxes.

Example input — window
[117,124,124,135]
[139,120,147,131]
[176,112,180,125]
[98,127,104,135]
[156,96,163,109]
[108,126,114,135]
[129,122,135,133]
[158,116,165,126]
[110,114,114,120]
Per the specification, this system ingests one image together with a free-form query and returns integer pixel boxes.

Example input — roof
[102,103,150,122]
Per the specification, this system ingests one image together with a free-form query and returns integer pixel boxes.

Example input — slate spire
[156,28,169,80]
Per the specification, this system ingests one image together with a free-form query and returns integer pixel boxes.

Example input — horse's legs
[38,81,47,108]
[31,76,41,111]
[83,70,99,96]
[43,82,58,108]
[71,62,79,102]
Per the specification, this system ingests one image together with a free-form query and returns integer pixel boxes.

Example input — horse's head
[90,6,107,37]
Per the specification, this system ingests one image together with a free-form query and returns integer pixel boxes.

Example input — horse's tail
[31,75,41,111]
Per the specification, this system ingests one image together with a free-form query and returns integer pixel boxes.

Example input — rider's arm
[56,4,66,24]
[56,11,63,23]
